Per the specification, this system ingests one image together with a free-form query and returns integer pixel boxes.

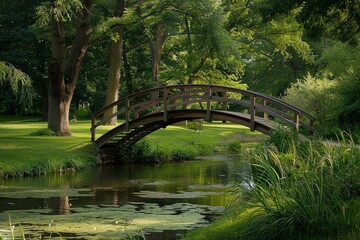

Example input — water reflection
[0,157,248,239]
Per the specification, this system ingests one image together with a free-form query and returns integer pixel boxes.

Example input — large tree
[37,0,94,135]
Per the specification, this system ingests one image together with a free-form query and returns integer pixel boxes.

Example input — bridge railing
[91,85,316,142]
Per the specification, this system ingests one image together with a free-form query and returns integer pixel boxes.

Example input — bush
[267,125,298,153]
[74,106,93,119]
[171,145,197,161]
[116,141,198,163]
[226,140,243,152]
[30,128,56,136]
[283,73,338,125]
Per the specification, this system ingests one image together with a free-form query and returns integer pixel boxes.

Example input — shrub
[171,145,197,161]
[116,141,197,163]
[226,140,242,152]
[283,73,338,125]
[30,128,56,136]
[267,125,298,153]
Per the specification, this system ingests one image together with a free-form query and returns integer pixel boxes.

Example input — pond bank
[0,116,265,178]
[182,135,360,240]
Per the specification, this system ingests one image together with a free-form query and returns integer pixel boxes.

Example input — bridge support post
[294,112,300,132]
[163,87,168,122]
[262,99,268,119]
[91,117,96,142]
[125,97,130,132]
[250,94,256,131]
[206,86,212,122]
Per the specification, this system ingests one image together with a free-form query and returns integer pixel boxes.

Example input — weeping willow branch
[0,61,35,113]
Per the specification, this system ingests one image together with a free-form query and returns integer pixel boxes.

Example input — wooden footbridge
[91,85,315,148]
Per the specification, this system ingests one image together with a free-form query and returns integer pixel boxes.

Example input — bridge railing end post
[125,97,130,132]
[91,117,96,142]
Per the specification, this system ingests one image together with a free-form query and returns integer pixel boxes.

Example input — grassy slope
[0,116,101,177]
[0,116,265,178]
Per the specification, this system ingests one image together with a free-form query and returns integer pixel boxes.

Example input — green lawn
[0,115,101,177]
[0,116,265,178]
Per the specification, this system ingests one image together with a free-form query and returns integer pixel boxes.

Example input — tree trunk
[47,0,94,135]
[150,21,168,85]
[103,0,125,126]
[123,39,134,94]
[48,16,69,134]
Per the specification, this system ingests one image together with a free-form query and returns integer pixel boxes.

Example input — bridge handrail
[91,84,316,142]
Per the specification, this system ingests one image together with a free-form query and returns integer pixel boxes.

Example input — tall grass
[240,132,360,239]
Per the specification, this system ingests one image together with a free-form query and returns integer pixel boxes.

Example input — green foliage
[0,62,35,114]
[187,121,203,132]
[223,0,314,95]
[336,70,360,128]
[30,128,56,136]
[317,38,360,130]
[226,140,243,153]
[35,0,83,27]
[267,125,298,153]
[283,73,338,124]
[74,106,93,119]
[183,135,360,240]
[260,0,360,42]
[243,136,360,239]
[116,140,197,163]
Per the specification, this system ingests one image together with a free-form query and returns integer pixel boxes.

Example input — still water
[0,157,248,239]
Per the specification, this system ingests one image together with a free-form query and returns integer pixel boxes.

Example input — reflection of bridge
[91,85,315,148]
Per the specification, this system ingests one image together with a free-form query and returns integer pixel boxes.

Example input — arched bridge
[91,85,315,148]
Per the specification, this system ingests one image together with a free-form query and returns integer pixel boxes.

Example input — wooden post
[91,117,96,142]
[310,119,315,134]
[206,86,212,122]
[250,94,256,131]
[222,92,227,123]
[222,92,227,111]
[263,99,268,119]
[125,97,130,132]
[294,111,300,132]
[163,87,168,122]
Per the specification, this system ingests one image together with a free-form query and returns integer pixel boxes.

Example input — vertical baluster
[125,97,130,132]
[294,111,300,132]
[164,87,168,122]
[206,86,212,121]
[263,99,268,119]
[250,94,256,131]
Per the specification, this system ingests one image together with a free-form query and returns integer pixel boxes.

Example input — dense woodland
[1,0,360,137]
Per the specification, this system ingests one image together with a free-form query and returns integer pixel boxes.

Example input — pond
[0,157,249,239]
